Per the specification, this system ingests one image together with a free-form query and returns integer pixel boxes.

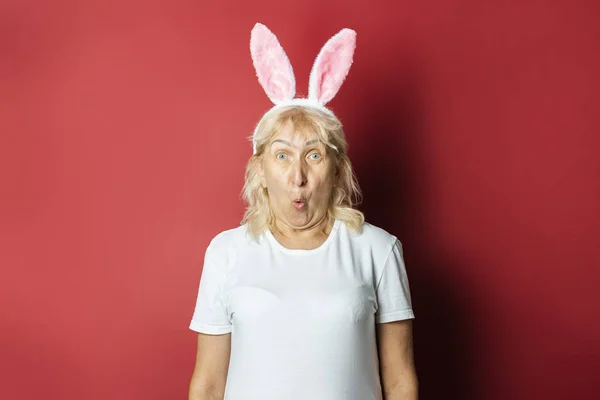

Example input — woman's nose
[291,160,307,186]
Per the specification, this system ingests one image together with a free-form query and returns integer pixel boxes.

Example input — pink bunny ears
[250,23,357,153]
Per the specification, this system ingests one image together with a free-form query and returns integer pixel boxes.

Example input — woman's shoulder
[206,223,252,256]
[343,219,399,251]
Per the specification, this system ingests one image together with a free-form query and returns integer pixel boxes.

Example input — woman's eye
[276,153,287,160]
[309,153,321,160]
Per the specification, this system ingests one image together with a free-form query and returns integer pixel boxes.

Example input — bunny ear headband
[250,23,357,154]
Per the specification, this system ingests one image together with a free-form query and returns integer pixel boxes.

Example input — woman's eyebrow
[271,139,320,147]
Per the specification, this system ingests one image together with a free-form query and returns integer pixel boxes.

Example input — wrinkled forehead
[269,120,323,147]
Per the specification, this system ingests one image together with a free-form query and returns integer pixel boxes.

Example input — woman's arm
[376,319,418,400]
[189,333,231,400]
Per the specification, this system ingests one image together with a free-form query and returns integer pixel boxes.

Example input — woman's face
[259,122,338,230]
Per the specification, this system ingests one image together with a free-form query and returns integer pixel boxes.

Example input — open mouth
[293,199,306,210]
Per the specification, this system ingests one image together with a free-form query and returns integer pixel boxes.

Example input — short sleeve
[189,239,232,334]
[375,239,415,323]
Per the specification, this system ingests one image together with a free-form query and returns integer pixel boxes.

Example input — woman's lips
[293,200,306,210]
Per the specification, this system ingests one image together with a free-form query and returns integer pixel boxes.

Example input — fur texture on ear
[250,23,296,104]
[308,28,356,106]
[249,23,357,154]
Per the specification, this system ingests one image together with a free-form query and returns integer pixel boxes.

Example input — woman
[188,23,417,400]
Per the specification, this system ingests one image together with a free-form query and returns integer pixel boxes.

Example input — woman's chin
[281,210,312,226]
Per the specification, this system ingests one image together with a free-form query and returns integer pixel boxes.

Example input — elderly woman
[188,24,417,400]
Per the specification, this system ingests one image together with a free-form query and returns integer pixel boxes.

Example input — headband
[250,23,357,154]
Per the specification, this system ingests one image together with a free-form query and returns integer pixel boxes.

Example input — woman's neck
[270,216,334,250]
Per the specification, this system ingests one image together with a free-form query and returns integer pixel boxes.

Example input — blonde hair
[241,106,364,240]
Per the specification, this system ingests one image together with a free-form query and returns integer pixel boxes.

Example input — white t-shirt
[189,219,415,400]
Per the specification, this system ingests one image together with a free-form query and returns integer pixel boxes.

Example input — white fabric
[189,219,415,399]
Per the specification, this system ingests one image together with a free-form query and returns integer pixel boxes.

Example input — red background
[1,1,599,399]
